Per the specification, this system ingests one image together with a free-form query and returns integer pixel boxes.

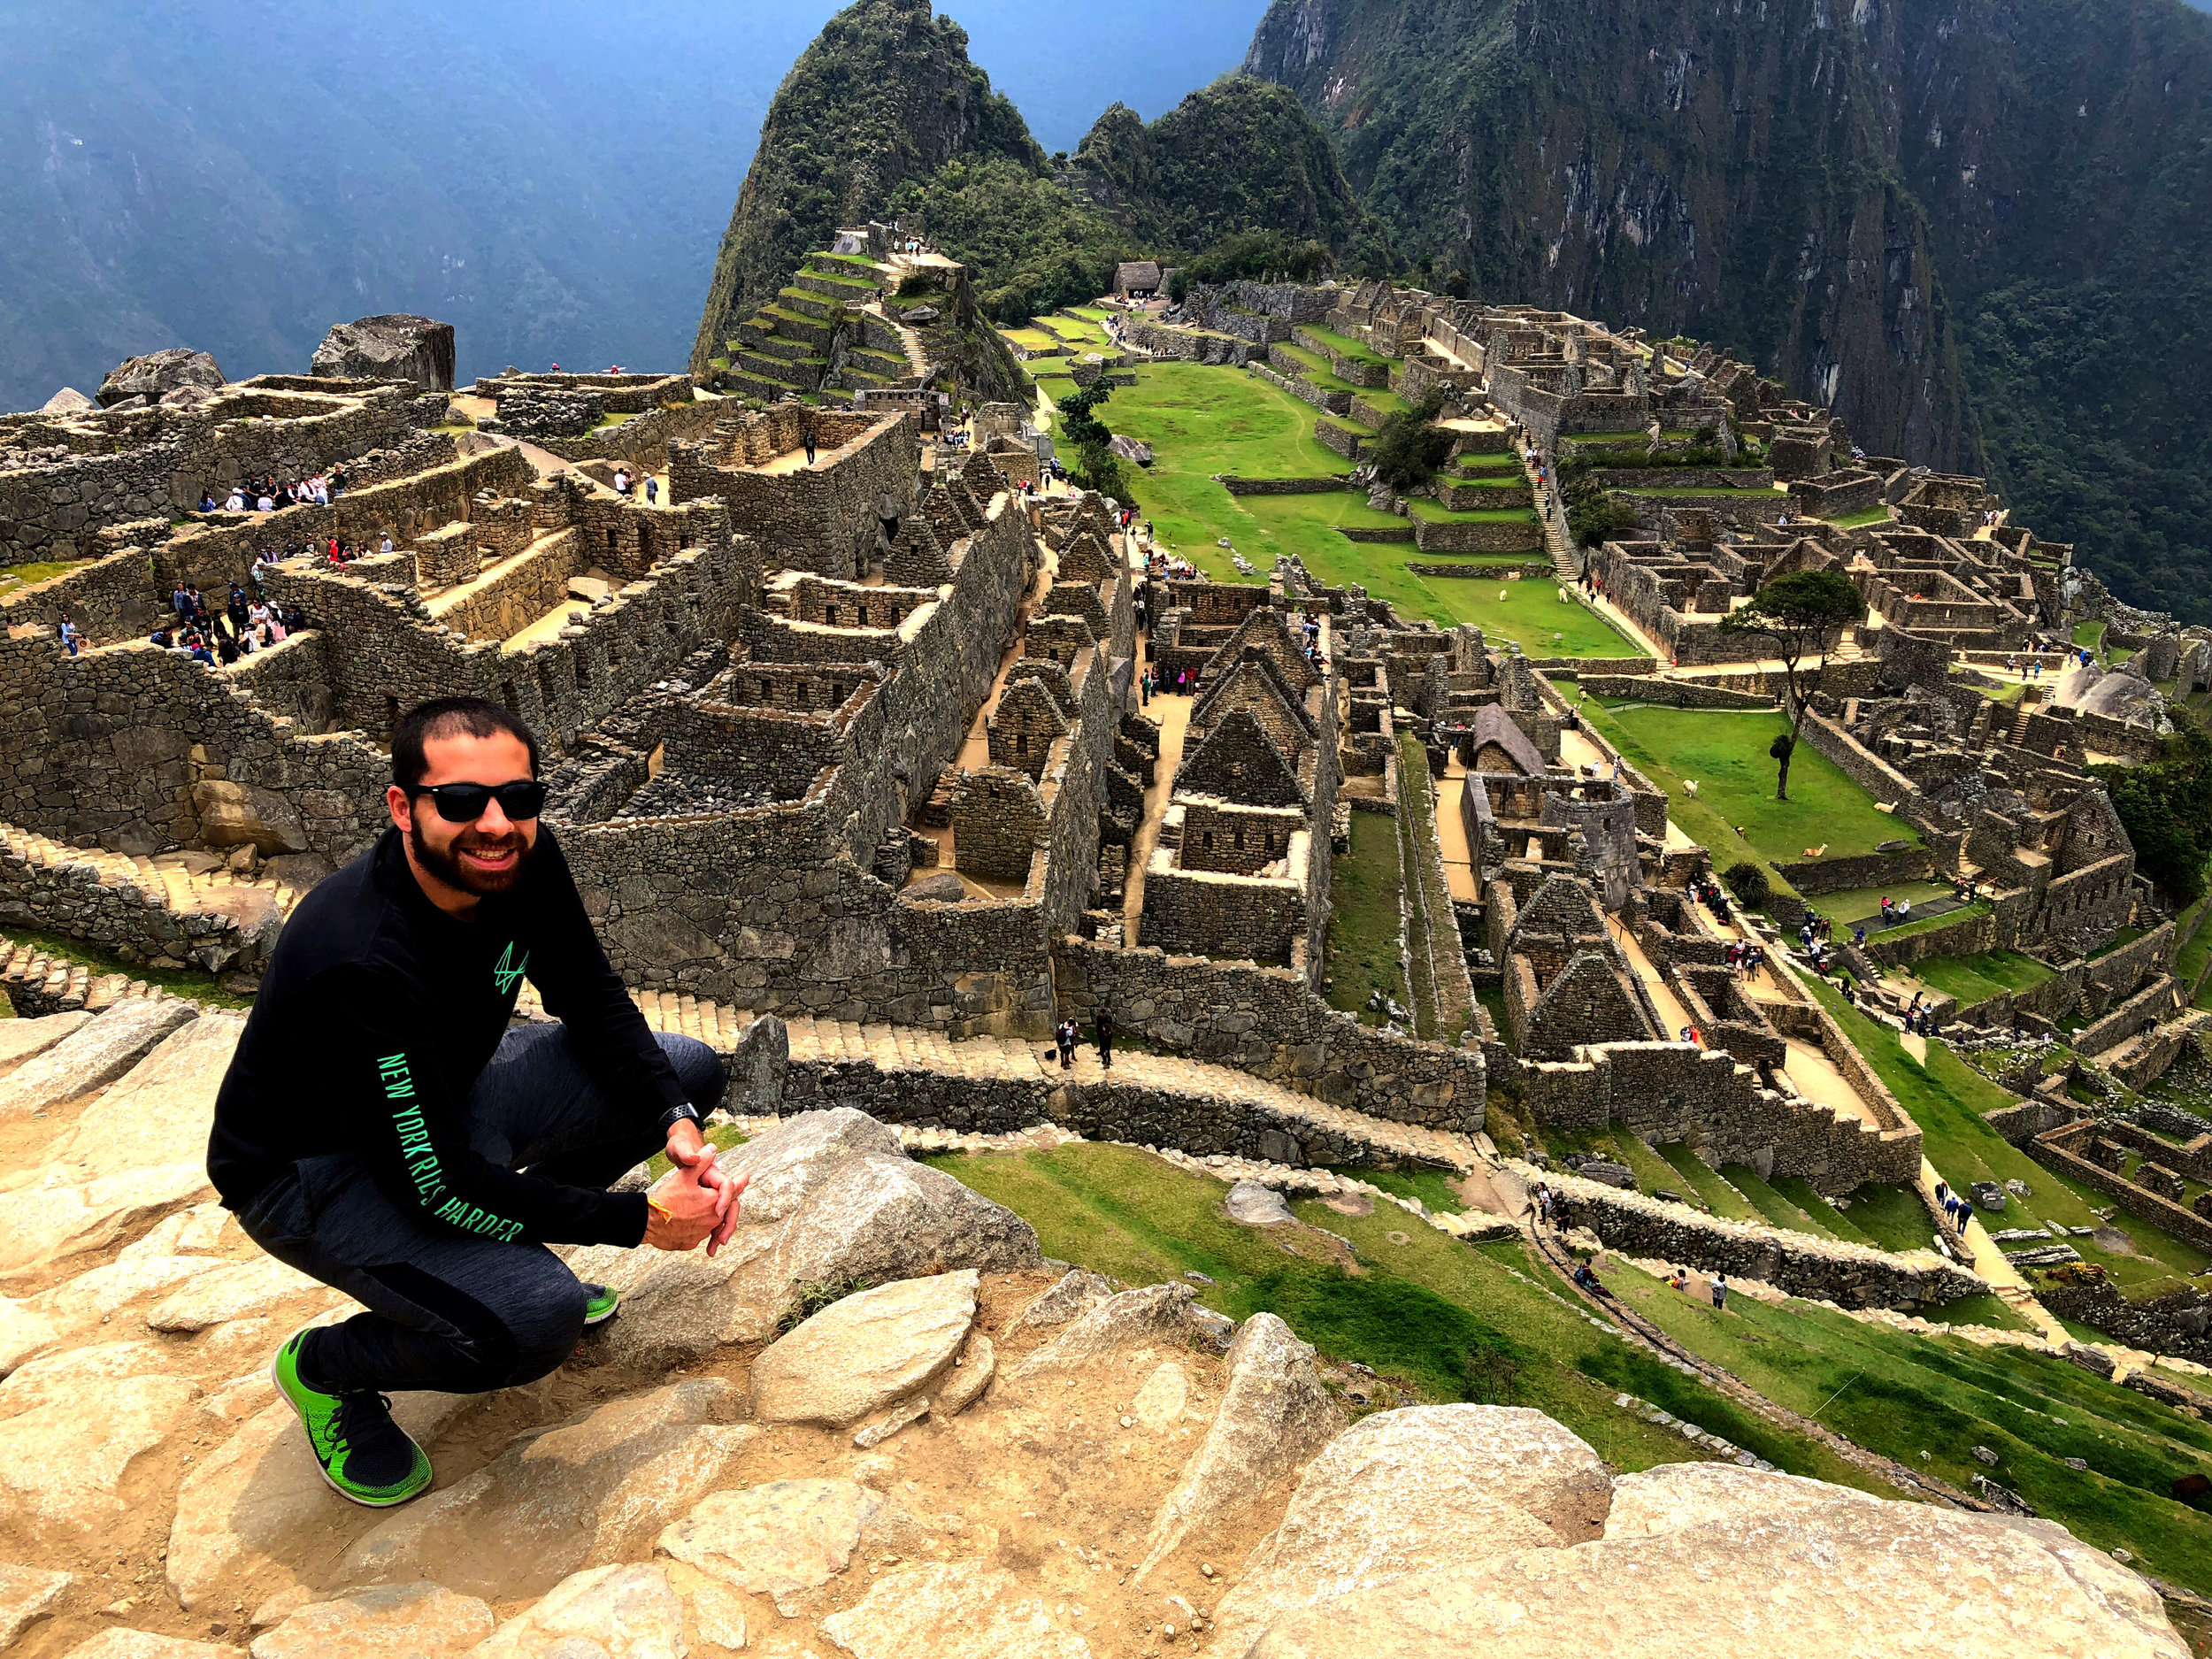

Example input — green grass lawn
[1723,1164,1844,1238]
[1456,453,1525,474]
[1578,701,1922,869]
[1912,949,2056,1009]
[1653,1142,1765,1221]
[1804,880,1955,929]
[1271,343,1362,394]
[1801,978,2211,1294]
[1820,505,1895,528]
[1000,328,1066,352]
[1568,430,1698,444]
[924,1141,1878,1483]
[1300,324,1389,365]
[2075,620,2108,657]
[1324,810,1409,1024]
[1609,1256,2212,1594]
[1403,497,1541,524]
[1420,578,1638,657]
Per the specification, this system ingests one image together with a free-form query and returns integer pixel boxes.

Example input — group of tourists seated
[196,465,349,515]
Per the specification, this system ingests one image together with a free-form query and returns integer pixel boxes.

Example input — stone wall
[1410,514,1545,554]
[1125,319,1253,366]
[0,841,278,973]
[671,408,918,580]
[1053,933,1485,1133]
[0,632,391,860]
[2030,1119,2212,1253]
[1775,847,1932,897]
[1536,1168,1985,1309]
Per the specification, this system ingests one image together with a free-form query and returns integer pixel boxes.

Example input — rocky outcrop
[310,314,457,391]
[96,348,224,408]
[563,1109,1041,1369]
[749,1269,979,1425]
[38,388,96,415]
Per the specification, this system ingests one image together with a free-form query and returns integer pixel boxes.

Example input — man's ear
[386,784,414,833]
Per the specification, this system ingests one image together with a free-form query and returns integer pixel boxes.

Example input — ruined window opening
[1017,733,1030,756]
[857,606,870,626]
[1202,831,1214,849]
[385,695,401,739]
[501,680,519,714]
[826,604,841,626]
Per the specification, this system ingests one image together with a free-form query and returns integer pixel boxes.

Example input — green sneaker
[580,1282,620,1326]
[269,1328,433,1508]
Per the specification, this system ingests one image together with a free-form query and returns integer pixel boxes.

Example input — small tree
[1369,388,1453,493]
[1056,383,1125,497]
[2093,709,2212,905]
[1717,568,1866,801]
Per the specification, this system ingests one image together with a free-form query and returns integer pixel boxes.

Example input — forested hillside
[1242,0,2212,618]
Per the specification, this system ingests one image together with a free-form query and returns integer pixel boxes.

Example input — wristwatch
[657,1102,702,1133]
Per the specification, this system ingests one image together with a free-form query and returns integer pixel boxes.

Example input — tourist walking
[803,431,818,467]
[1094,1009,1115,1071]
[1711,1272,1729,1312]
[206,698,735,1508]
[1055,1018,1078,1069]
[58,615,80,657]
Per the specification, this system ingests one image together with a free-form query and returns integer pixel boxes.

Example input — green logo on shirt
[492,942,529,995]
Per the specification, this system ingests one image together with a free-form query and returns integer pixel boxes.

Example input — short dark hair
[391,697,542,791]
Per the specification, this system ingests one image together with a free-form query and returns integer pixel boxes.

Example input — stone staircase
[517,981,1483,1172]
[0,935,179,1018]
[0,825,301,920]
[717,250,926,406]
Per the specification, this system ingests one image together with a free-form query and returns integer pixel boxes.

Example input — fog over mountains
[0,0,1263,411]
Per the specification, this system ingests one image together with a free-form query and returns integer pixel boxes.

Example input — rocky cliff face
[1244,0,2212,616]
[687,0,1042,377]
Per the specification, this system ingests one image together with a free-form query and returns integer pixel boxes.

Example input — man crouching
[207,696,741,1505]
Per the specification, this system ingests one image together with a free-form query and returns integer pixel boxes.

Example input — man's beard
[409,818,535,897]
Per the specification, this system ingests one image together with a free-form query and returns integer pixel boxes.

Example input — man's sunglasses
[409,780,549,824]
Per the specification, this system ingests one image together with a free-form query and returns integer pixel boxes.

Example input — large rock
[39,386,96,414]
[4,1253,220,1372]
[62,1634,243,1658]
[1016,1282,1209,1379]
[1016,1268,1116,1329]
[468,1563,687,1659]
[819,1562,1090,1659]
[1225,1179,1294,1226]
[751,1270,979,1427]
[1247,1476,2186,1659]
[0,998,197,1122]
[97,348,224,407]
[657,1479,903,1615]
[1135,1313,1342,1581]
[146,1255,337,1333]
[54,1014,244,1177]
[311,314,456,392]
[250,1581,492,1658]
[0,1010,90,1076]
[347,1379,756,1601]
[0,1341,200,1525]
[729,1011,789,1112]
[1211,1405,1609,1654]
[191,780,310,856]
[565,1110,1036,1368]
[0,1160,216,1278]
[0,1562,72,1646]
[168,1392,468,1609]
[1601,1458,1883,1538]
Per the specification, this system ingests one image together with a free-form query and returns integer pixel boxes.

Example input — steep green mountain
[688,0,1041,375]
[1067,78,1363,254]
[888,75,1374,325]
[1242,0,2212,618]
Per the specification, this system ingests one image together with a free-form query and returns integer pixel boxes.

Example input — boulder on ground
[167,1391,466,1608]
[819,1561,1091,1659]
[1017,1281,1209,1379]
[54,1013,243,1177]
[0,1160,216,1278]
[38,387,96,415]
[0,997,196,1122]
[0,1562,72,1647]
[751,1270,978,1426]
[1017,1267,1117,1329]
[0,1010,90,1079]
[59,1632,242,1658]
[1135,1311,1342,1579]
[97,348,224,408]
[1225,1179,1294,1225]
[657,1479,905,1616]
[346,1379,756,1601]
[250,1580,492,1659]
[0,1341,201,1525]
[311,314,456,391]
[1211,1404,1609,1652]
[728,1010,789,1113]
[465,1563,685,1659]
[1248,1471,2186,1659]
[565,1110,1035,1369]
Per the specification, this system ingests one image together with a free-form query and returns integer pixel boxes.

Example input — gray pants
[235,1024,722,1394]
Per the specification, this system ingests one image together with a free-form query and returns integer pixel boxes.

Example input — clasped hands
[643,1119,749,1256]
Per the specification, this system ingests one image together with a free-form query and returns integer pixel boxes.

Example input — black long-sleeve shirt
[210,826,688,1247]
